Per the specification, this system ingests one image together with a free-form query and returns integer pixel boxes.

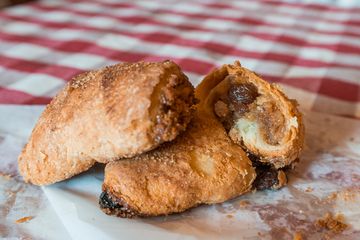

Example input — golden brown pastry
[100,61,304,218]
[100,99,256,217]
[202,61,304,169]
[18,61,195,185]
[199,61,304,191]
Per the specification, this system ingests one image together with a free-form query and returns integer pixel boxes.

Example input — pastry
[202,61,304,169]
[18,61,195,185]
[100,61,304,217]
[100,98,256,217]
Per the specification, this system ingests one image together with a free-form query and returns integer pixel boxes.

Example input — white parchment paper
[1,104,360,240]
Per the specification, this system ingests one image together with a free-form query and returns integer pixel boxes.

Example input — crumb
[15,216,34,224]
[338,189,358,202]
[305,187,313,192]
[239,200,250,208]
[226,214,233,219]
[293,232,303,240]
[315,213,347,234]
[322,232,333,240]
[0,172,12,180]
[326,192,337,201]
[349,137,354,142]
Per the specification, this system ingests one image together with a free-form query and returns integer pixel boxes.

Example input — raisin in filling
[214,81,259,132]
[249,154,287,190]
[99,191,121,209]
[99,191,138,218]
[228,82,259,114]
[253,164,281,190]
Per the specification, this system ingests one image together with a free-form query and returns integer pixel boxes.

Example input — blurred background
[0,0,359,118]
[0,0,35,8]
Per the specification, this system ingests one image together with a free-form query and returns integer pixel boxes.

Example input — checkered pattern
[0,0,360,118]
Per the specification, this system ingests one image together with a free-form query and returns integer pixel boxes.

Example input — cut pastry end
[149,63,196,144]
[202,61,304,169]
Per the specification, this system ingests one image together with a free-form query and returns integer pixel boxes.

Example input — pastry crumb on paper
[238,200,250,208]
[15,216,34,224]
[315,212,347,234]
[0,172,12,180]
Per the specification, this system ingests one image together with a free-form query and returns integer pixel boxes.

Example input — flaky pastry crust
[101,109,256,217]
[18,61,195,185]
[100,61,304,218]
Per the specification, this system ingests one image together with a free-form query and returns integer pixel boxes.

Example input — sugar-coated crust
[18,61,195,185]
[101,62,257,217]
[199,61,304,168]
[100,61,305,218]
[102,109,256,217]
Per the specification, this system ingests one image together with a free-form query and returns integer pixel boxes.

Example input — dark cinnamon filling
[153,76,195,143]
[99,191,120,209]
[254,168,280,190]
[248,154,289,191]
[249,154,287,190]
[99,191,139,218]
[254,101,286,145]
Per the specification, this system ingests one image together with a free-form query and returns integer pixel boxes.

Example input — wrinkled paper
[1,104,360,240]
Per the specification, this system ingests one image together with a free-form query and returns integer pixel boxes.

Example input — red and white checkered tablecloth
[0,0,359,118]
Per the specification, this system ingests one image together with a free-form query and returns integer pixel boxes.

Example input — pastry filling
[212,74,290,189]
[99,191,139,218]
[249,154,287,190]
[151,74,195,144]
[213,75,286,145]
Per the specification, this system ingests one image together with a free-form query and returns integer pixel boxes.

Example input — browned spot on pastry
[101,69,114,89]
[99,191,141,218]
